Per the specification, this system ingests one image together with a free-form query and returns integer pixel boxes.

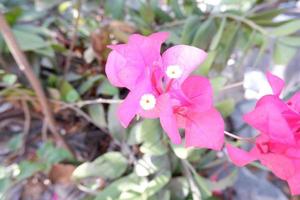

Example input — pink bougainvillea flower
[105,32,224,150]
[226,72,300,195]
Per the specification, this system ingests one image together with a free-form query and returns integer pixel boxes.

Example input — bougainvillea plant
[105,32,300,196]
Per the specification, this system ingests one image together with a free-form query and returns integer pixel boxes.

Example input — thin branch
[0,12,74,156]
[64,0,82,75]
[74,98,123,107]
[224,131,256,142]
[221,81,244,91]
[216,13,267,35]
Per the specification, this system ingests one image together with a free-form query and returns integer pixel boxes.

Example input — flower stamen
[166,65,183,79]
[140,94,156,110]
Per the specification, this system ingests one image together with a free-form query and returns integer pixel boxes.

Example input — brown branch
[0,12,74,156]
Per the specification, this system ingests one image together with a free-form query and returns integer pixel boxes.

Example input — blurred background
[0,0,299,199]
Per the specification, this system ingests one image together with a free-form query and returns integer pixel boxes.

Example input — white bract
[140,94,156,110]
[166,65,183,79]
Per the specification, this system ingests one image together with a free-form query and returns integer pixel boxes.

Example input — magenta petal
[259,153,295,180]
[162,45,207,83]
[117,91,140,128]
[157,94,181,144]
[226,144,257,166]
[288,172,300,195]
[185,108,224,150]
[288,92,300,113]
[111,32,168,68]
[266,72,285,96]
[181,75,213,109]
[244,96,294,144]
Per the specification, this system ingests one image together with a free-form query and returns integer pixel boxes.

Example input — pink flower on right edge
[226,72,300,195]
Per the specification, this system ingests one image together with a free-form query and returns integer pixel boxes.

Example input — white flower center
[139,94,156,110]
[166,65,183,79]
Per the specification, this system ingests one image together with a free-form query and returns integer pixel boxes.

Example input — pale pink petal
[259,153,295,180]
[288,173,300,195]
[157,94,181,144]
[105,50,144,89]
[162,45,207,83]
[185,108,224,150]
[244,96,294,144]
[181,75,213,110]
[226,144,257,166]
[266,72,285,96]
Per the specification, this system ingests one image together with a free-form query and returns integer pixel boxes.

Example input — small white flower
[166,65,183,79]
[139,94,156,110]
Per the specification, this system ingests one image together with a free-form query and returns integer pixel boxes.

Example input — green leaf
[215,99,235,118]
[135,119,168,156]
[248,8,283,21]
[17,161,46,181]
[142,172,171,198]
[7,134,22,151]
[139,2,155,24]
[58,1,72,13]
[134,155,170,177]
[33,46,55,57]
[88,104,107,128]
[168,177,189,200]
[12,29,48,51]
[170,0,185,19]
[171,144,194,159]
[211,77,227,95]
[108,103,126,142]
[97,79,118,96]
[192,18,214,48]
[37,141,73,169]
[60,80,80,103]
[193,174,212,198]
[2,74,17,85]
[104,0,125,20]
[196,51,217,76]
[205,170,238,191]
[181,15,200,44]
[5,7,22,25]
[79,75,103,95]
[95,173,144,200]
[278,36,300,47]
[272,20,300,37]
[209,18,226,51]
[72,152,127,180]
[273,42,297,65]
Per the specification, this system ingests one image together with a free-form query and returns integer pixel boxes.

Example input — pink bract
[105,32,224,150]
[226,72,300,195]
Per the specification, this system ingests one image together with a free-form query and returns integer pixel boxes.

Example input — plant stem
[216,13,267,35]
[224,131,256,142]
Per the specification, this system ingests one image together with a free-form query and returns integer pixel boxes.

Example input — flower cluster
[105,32,224,150]
[227,72,300,195]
